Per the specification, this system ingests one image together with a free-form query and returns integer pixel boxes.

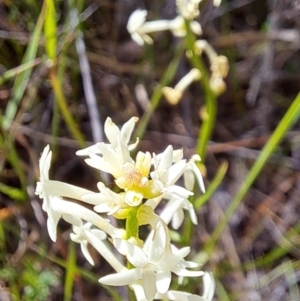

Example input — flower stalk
[35,116,213,301]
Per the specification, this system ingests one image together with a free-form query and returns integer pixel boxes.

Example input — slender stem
[184,19,217,162]
[126,206,140,240]
[125,206,140,301]
[134,42,185,140]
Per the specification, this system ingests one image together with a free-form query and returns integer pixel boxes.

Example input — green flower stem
[184,19,217,163]
[204,92,300,255]
[126,206,140,301]
[126,206,140,241]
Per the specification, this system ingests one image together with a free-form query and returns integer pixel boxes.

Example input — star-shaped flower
[99,221,203,300]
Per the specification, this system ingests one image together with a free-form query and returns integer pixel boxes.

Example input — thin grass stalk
[64,241,77,301]
[0,58,42,86]
[48,67,86,148]
[204,92,300,255]
[3,3,46,130]
[194,161,228,209]
[134,42,185,140]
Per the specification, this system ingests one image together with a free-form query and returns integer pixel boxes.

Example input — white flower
[159,196,197,229]
[64,216,106,265]
[127,10,201,46]
[76,117,139,156]
[82,182,127,215]
[82,124,162,207]
[213,0,222,7]
[35,145,96,203]
[63,215,126,272]
[35,145,95,241]
[99,221,203,301]
[162,68,201,105]
[176,0,202,20]
[127,10,153,45]
[42,195,62,242]
[146,145,202,228]
[184,154,205,192]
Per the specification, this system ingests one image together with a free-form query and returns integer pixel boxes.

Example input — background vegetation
[0,0,300,300]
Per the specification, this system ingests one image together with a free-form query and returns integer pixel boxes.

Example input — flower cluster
[127,0,228,103]
[35,117,214,301]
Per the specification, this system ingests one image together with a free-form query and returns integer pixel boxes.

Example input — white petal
[172,266,204,278]
[114,239,148,267]
[91,229,107,241]
[85,152,121,177]
[172,208,184,229]
[115,138,133,165]
[142,269,157,301]
[202,272,215,301]
[172,149,183,162]
[76,143,102,156]
[120,117,138,144]
[191,162,205,193]
[156,270,171,293]
[104,117,120,147]
[164,185,193,198]
[131,282,148,301]
[127,10,147,34]
[148,221,168,262]
[99,268,141,286]
[159,198,184,225]
[184,169,195,191]
[46,197,61,242]
[187,201,198,225]
[63,214,81,227]
[42,180,94,201]
[159,246,190,271]
[80,240,95,266]
[158,145,173,174]
[39,145,51,180]
[165,160,187,185]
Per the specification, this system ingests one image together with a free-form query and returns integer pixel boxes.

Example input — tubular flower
[162,68,202,105]
[35,145,95,241]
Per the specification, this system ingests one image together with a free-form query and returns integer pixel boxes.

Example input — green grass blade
[64,242,77,301]
[205,92,300,254]
[194,160,228,209]
[0,58,42,86]
[134,42,185,140]
[3,3,46,130]
[0,183,26,202]
[44,0,57,61]
[0,125,26,190]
